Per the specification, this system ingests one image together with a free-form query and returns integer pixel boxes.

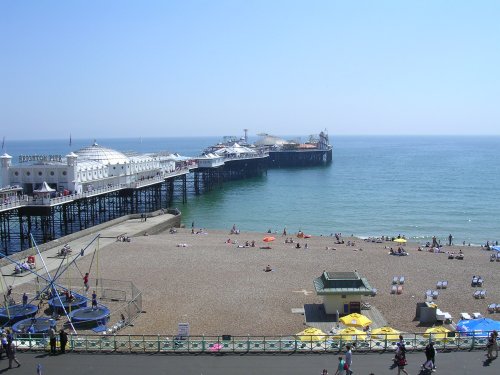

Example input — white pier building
[1,142,179,197]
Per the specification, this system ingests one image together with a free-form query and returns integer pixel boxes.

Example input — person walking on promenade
[6,339,20,368]
[487,330,498,359]
[48,325,57,355]
[0,331,7,359]
[396,344,408,375]
[423,342,436,371]
[494,330,499,358]
[334,356,345,375]
[345,345,353,375]
[59,329,68,354]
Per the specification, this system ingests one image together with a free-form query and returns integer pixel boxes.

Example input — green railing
[14,332,496,354]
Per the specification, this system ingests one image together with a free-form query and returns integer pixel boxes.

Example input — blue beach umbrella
[491,246,500,252]
[456,318,500,337]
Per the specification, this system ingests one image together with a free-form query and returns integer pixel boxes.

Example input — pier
[0,131,332,254]
[0,144,269,254]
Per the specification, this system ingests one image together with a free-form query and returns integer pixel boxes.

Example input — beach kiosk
[313,271,374,316]
[33,181,55,204]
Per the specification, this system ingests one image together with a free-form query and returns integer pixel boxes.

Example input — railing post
[202,335,205,352]
[157,334,160,353]
[247,335,250,352]
[471,331,475,349]
[114,334,117,352]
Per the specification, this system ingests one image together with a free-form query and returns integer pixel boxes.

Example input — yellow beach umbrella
[394,238,407,243]
[371,326,401,341]
[296,327,327,342]
[333,327,367,340]
[339,313,372,328]
[424,327,450,340]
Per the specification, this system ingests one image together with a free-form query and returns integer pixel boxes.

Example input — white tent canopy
[34,181,55,193]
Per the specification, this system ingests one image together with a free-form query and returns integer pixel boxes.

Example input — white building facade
[0,142,177,195]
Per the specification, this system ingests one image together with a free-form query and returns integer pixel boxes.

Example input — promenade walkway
[13,350,499,375]
[1,213,177,289]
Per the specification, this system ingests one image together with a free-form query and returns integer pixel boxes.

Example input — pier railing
[1,167,193,210]
[14,332,497,354]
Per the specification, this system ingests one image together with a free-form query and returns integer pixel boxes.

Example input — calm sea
[3,136,499,246]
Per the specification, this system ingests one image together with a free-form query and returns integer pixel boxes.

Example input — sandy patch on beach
[75,228,500,336]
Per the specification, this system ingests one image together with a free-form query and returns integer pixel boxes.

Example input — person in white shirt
[345,345,353,375]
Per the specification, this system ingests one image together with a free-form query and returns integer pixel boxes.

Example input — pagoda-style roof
[313,271,373,296]
[34,181,55,193]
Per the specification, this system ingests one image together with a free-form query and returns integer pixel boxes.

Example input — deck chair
[442,280,448,289]
[436,281,443,289]
[480,290,486,299]
[460,312,472,320]
[397,285,403,294]
[472,312,483,319]
[488,304,496,313]
[496,253,500,261]
[399,276,405,284]
[432,290,439,299]
[490,254,496,262]
[391,285,397,294]
[496,304,500,313]
[371,288,378,296]
[426,289,433,298]
[477,277,484,287]
[473,290,481,299]
[471,276,478,286]
[392,276,398,284]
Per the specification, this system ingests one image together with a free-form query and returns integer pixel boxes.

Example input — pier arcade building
[1,142,177,196]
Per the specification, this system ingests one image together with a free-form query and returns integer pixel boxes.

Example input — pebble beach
[73,226,500,336]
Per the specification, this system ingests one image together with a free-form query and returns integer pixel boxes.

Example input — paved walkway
[8,350,499,375]
[1,214,176,292]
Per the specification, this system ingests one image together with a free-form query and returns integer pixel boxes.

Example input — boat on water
[204,130,333,168]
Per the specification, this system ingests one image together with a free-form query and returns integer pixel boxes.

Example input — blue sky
[1,0,499,139]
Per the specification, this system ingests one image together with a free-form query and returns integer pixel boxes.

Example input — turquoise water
[4,136,499,245]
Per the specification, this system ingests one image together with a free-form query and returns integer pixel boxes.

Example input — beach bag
[398,357,407,366]
[343,362,349,371]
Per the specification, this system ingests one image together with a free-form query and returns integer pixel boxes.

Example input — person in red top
[83,273,89,292]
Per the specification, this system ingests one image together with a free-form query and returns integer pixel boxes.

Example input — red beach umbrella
[263,236,276,242]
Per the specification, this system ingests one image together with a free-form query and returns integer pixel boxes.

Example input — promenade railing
[14,333,497,354]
